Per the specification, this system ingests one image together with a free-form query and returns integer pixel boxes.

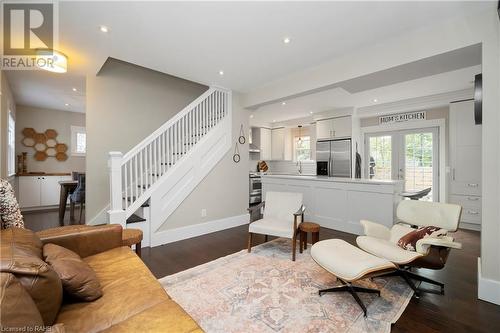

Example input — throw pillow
[43,243,102,301]
[397,226,447,252]
[0,178,24,229]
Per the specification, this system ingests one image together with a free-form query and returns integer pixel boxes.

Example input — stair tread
[126,213,147,224]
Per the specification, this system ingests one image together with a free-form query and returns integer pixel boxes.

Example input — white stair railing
[108,87,231,226]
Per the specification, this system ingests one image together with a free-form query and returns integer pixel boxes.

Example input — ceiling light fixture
[250,114,254,119]
[99,25,109,33]
[297,125,303,145]
[373,98,378,103]
[65,103,70,106]
[272,120,276,123]
[72,87,77,92]
[309,111,313,114]
[219,70,224,76]
[283,37,291,44]
[281,102,286,106]
[35,49,68,73]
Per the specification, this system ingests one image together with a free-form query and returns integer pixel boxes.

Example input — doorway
[365,127,439,201]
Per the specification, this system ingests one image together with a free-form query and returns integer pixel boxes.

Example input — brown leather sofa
[0,224,203,333]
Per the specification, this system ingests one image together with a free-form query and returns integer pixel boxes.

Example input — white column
[107,151,126,227]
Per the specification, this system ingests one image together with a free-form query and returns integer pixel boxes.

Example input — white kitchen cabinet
[18,177,41,208]
[448,100,482,229]
[271,128,285,160]
[260,128,272,160]
[18,175,72,208]
[316,116,352,140]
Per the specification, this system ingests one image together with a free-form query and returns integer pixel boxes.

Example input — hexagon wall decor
[21,128,68,162]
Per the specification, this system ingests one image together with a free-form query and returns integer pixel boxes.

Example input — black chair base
[319,279,380,317]
[375,268,444,297]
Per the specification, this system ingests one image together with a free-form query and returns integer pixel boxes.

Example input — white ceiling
[3,1,493,113]
[249,65,481,127]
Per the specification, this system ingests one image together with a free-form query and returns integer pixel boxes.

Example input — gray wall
[15,105,85,173]
[159,93,249,230]
[86,59,208,221]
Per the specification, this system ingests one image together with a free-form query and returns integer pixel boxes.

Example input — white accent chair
[356,200,462,296]
[247,191,305,261]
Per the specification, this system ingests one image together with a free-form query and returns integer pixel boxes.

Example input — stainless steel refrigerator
[316,139,352,177]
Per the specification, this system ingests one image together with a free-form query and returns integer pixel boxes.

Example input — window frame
[7,111,15,176]
[293,135,312,162]
[70,126,86,156]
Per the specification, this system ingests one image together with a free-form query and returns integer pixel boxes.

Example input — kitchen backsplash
[249,160,316,175]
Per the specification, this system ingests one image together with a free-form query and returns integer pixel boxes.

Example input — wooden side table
[122,228,143,257]
[299,222,320,253]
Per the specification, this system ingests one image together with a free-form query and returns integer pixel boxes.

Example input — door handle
[452,168,455,181]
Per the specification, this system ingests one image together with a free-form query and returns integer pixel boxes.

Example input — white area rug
[159,238,413,333]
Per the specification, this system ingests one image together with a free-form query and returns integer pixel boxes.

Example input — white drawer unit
[449,100,482,229]
[18,175,72,209]
[449,195,481,225]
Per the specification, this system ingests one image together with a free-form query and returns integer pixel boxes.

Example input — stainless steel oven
[249,173,262,205]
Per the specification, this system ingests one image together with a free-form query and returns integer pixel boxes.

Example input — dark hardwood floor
[23,210,500,332]
[23,208,85,232]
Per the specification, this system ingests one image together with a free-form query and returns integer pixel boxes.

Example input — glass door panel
[368,135,392,180]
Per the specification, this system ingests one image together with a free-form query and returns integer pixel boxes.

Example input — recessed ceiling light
[283,37,291,44]
[99,25,109,33]
[72,87,77,92]
[272,120,276,123]
[281,102,286,106]
[250,114,254,119]
[64,103,70,107]
[309,111,314,114]
[373,99,378,103]
[218,70,224,76]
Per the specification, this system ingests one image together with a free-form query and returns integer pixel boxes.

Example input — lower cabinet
[18,176,72,209]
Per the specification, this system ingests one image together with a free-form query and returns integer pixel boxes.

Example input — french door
[365,127,439,201]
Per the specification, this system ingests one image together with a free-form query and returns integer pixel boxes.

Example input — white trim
[360,118,446,202]
[478,257,500,305]
[150,214,249,247]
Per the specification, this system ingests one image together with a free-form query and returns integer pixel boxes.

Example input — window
[7,112,15,176]
[71,126,86,156]
[294,136,311,161]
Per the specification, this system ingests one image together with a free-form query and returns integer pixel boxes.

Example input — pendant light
[297,125,303,145]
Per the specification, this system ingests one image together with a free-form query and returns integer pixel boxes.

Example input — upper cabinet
[260,128,272,160]
[257,127,292,161]
[316,116,352,140]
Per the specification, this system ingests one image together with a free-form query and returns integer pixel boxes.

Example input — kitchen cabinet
[271,128,285,160]
[260,128,272,160]
[18,175,72,208]
[448,100,482,229]
[316,116,352,140]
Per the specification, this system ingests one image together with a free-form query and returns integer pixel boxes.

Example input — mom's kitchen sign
[379,111,426,125]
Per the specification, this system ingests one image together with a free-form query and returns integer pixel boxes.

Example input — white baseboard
[151,213,249,247]
[460,222,481,231]
[477,257,500,305]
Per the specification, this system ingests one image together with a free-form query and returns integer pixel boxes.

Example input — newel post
[107,151,126,227]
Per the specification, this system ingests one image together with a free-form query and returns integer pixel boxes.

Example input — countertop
[16,172,72,177]
[261,174,403,185]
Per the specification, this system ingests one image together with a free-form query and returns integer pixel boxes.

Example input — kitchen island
[261,174,403,235]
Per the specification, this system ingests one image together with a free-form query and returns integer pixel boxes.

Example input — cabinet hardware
[466,210,479,215]
[467,197,479,201]
[466,183,479,187]
[452,168,455,181]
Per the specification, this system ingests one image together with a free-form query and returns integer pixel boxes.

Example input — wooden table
[299,222,320,253]
[58,180,78,226]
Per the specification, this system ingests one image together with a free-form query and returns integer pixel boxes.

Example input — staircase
[107,87,232,247]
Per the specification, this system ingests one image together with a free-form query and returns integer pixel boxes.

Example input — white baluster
[134,155,138,199]
[139,150,144,196]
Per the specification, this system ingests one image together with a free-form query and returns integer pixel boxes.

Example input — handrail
[122,86,222,163]
[108,86,231,224]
